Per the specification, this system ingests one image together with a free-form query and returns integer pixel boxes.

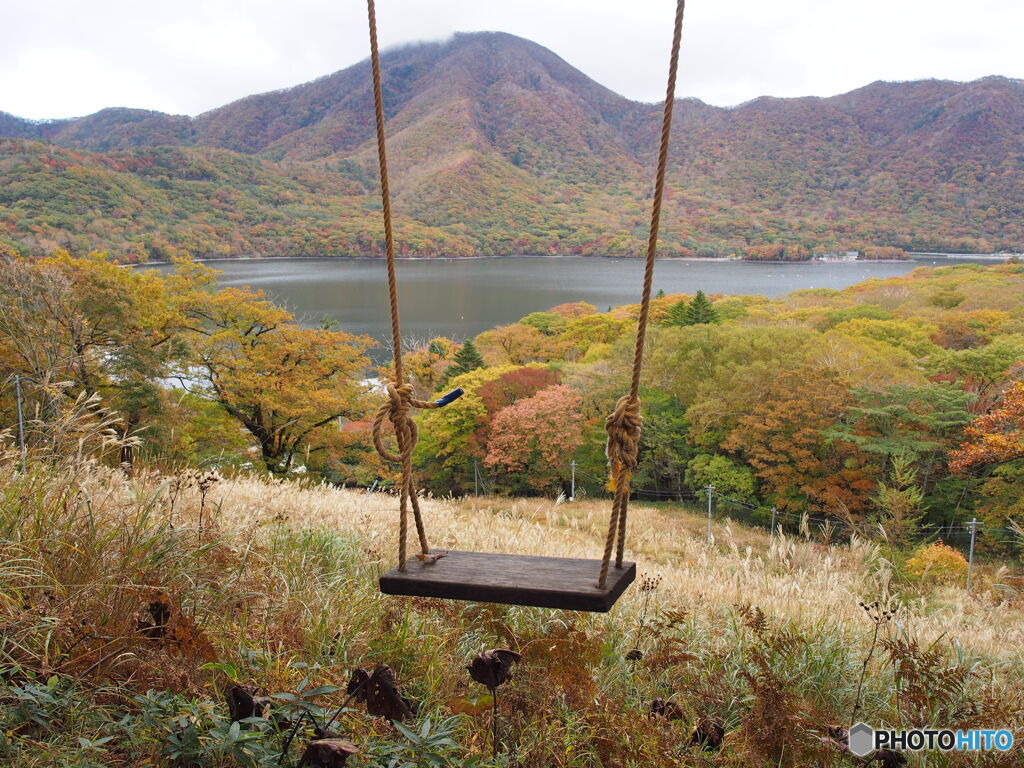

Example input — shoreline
[131,252,1017,268]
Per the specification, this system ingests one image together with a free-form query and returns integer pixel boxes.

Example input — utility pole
[966,518,980,592]
[15,375,26,474]
[570,460,576,501]
[705,484,715,543]
[770,506,778,537]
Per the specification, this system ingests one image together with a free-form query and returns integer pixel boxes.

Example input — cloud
[1,0,1021,120]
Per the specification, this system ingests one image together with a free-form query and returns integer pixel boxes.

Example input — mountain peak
[0,33,1020,261]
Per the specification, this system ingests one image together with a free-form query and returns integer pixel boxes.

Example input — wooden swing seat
[379,550,636,612]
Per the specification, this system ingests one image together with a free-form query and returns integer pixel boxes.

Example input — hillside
[2,32,1023,260]
[1,461,1021,766]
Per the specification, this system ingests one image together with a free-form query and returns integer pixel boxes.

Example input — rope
[367,0,402,383]
[599,0,686,589]
[366,0,437,571]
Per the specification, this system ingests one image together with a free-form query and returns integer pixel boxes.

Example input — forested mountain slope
[2,32,1022,260]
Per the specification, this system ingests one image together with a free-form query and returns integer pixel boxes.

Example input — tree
[484,385,586,493]
[404,337,455,398]
[950,381,1024,472]
[475,323,554,365]
[872,453,926,543]
[520,312,567,336]
[547,302,597,318]
[632,390,693,494]
[662,291,720,327]
[684,291,721,325]
[831,384,975,495]
[414,365,520,493]
[442,340,485,383]
[476,366,561,418]
[178,281,371,474]
[685,453,757,504]
[723,367,874,515]
[0,250,201,467]
[662,299,691,327]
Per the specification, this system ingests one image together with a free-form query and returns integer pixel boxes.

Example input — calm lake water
[156,255,993,355]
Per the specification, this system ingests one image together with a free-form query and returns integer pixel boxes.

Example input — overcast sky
[2,0,1021,120]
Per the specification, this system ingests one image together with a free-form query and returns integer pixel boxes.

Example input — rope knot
[605,395,642,484]
[373,382,423,465]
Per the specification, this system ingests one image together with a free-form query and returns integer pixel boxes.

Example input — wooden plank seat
[379,550,636,612]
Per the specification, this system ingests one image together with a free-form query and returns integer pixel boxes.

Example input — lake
[156,255,994,356]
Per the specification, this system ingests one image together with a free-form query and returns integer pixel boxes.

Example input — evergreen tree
[684,290,720,325]
[656,288,666,299]
[662,291,720,327]
[663,299,691,327]
[442,339,484,383]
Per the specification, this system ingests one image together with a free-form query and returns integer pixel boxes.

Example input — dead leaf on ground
[299,738,359,767]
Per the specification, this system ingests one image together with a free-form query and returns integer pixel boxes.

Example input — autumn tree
[404,337,455,397]
[950,381,1024,472]
[413,365,520,492]
[723,367,874,515]
[177,281,372,474]
[547,301,597,318]
[520,312,568,336]
[0,250,200,466]
[476,366,561,418]
[484,385,586,493]
[475,323,556,365]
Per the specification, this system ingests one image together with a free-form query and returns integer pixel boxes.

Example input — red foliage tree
[484,385,585,493]
[477,367,561,418]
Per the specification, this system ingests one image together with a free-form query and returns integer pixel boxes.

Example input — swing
[366,0,686,612]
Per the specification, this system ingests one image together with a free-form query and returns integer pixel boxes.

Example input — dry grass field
[2,462,1022,767]
[218,474,1024,663]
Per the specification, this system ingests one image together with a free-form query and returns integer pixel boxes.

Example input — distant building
[814,251,859,262]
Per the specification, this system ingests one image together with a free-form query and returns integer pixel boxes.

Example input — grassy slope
[1,463,1021,767]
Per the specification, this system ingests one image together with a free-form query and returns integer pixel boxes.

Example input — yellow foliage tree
[176,273,372,474]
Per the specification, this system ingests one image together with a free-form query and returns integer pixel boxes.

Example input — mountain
[2,32,1022,262]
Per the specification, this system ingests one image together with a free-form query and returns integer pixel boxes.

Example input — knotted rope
[371,383,442,570]
[366,0,463,570]
[598,0,686,589]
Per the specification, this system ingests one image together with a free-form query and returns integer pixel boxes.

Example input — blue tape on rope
[434,388,464,407]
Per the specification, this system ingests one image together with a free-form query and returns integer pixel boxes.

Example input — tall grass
[0,460,1021,766]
